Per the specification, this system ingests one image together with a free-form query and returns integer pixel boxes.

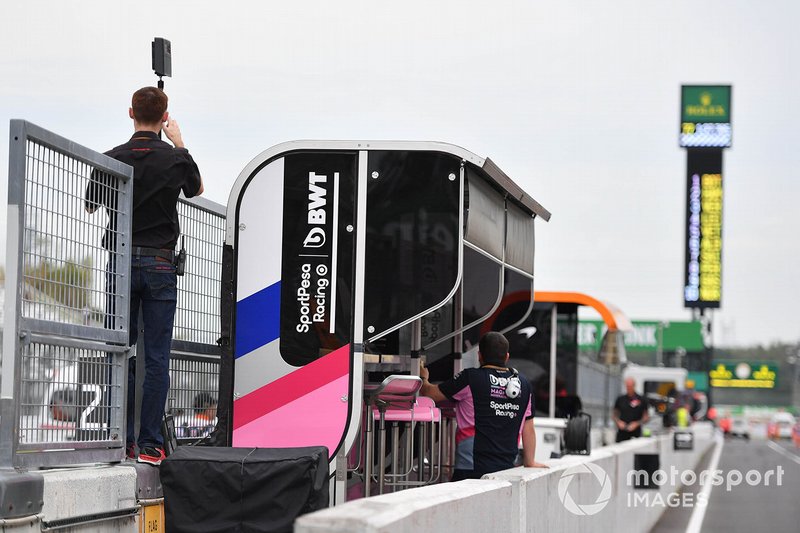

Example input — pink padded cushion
[373,396,441,423]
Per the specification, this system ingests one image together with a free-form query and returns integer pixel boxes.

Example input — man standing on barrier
[420,332,548,481]
[613,377,650,442]
[86,86,203,465]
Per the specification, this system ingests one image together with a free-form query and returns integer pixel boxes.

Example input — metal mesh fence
[167,197,225,442]
[2,121,132,467]
[18,342,123,448]
[21,140,129,338]
[168,353,220,442]
[4,121,226,464]
[174,199,225,346]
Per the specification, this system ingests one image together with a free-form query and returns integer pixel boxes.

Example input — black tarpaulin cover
[160,446,329,533]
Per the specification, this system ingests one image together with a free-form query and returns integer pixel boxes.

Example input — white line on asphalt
[685,433,725,533]
[766,440,800,467]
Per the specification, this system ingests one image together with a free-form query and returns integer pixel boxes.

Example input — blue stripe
[235,282,281,358]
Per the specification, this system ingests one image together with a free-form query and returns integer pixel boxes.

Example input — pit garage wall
[295,423,716,533]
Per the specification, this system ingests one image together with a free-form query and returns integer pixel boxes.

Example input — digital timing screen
[684,150,723,308]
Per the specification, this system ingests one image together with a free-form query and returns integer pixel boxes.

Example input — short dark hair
[49,389,78,422]
[193,392,217,414]
[479,331,509,366]
[131,87,168,124]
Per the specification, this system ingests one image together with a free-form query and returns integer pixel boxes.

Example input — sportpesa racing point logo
[557,463,612,516]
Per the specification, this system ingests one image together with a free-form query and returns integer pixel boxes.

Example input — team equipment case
[160,446,329,533]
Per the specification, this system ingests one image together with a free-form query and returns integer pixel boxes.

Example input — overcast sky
[1,1,799,347]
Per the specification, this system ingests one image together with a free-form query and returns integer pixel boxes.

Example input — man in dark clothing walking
[86,86,203,465]
[613,377,650,442]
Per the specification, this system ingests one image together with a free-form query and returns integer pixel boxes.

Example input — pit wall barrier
[0,426,714,532]
[1,464,163,532]
[295,423,716,533]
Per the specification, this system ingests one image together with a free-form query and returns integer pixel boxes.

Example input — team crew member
[613,377,650,442]
[420,332,548,480]
[86,87,203,465]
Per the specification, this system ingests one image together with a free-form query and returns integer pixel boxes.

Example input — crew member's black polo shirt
[439,367,533,476]
[614,393,648,423]
[86,131,202,250]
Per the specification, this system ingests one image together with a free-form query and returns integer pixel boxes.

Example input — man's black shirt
[614,393,648,423]
[438,367,534,475]
[614,392,648,441]
[86,131,202,250]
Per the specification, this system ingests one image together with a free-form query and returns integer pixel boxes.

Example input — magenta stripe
[233,344,350,429]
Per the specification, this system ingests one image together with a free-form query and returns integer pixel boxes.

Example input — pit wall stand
[223,141,550,504]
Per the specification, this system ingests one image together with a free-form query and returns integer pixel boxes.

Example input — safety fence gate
[1,120,133,467]
[1,120,226,468]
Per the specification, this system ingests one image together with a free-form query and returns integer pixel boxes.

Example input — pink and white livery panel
[228,150,360,463]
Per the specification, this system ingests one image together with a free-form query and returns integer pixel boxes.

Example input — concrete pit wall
[292,479,514,533]
[2,463,160,533]
[0,425,715,533]
[295,423,716,533]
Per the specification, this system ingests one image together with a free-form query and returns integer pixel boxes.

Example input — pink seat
[416,397,442,423]
[373,396,441,423]
[361,375,442,494]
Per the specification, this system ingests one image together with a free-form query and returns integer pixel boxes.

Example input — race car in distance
[730,417,750,440]
[767,412,796,439]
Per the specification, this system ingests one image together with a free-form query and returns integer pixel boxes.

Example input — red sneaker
[137,446,166,466]
[126,444,136,460]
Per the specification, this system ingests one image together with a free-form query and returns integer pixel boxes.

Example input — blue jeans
[126,255,177,448]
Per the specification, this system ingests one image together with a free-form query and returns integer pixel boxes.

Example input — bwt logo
[303,172,328,248]
[557,463,612,516]
[489,374,511,387]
